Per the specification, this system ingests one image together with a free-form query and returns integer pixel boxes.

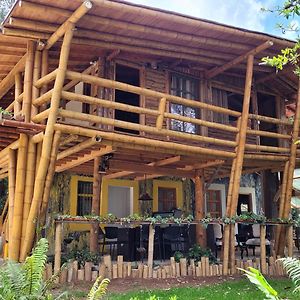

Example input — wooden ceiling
[0,0,298,106]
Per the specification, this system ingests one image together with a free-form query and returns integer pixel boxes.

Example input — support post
[8,149,16,246]
[14,73,22,118]
[9,134,28,260]
[54,221,62,281]
[223,55,254,275]
[147,224,155,278]
[90,157,101,253]
[260,224,267,274]
[22,40,35,122]
[287,225,293,257]
[31,49,42,117]
[194,172,206,247]
[20,23,74,261]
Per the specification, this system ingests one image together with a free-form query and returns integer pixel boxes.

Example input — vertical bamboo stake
[39,131,62,222]
[14,73,22,118]
[90,157,101,253]
[260,225,267,274]
[147,224,155,278]
[22,40,35,122]
[8,149,16,246]
[35,142,42,176]
[9,134,28,260]
[21,138,36,247]
[31,49,42,117]
[54,221,62,283]
[20,23,75,261]
[194,172,206,247]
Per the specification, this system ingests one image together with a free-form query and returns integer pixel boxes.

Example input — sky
[128,0,298,40]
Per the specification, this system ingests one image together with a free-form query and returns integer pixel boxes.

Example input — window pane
[77,181,93,216]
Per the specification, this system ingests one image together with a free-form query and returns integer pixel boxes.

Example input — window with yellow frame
[153,180,183,212]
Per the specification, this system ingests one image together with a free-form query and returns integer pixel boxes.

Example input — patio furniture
[102,226,118,259]
[245,224,271,256]
[162,225,184,259]
[213,223,240,258]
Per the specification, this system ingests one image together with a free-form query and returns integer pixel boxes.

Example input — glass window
[158,187,177,212]
[206,190,222,218]
[170,74,199,134]
[77,181,93,216]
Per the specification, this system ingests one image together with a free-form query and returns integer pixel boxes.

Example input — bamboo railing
[25,68,293,160]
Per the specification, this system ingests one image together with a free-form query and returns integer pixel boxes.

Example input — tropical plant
[87,277,110,300]
[280,257,300,292]
[188,244,217,264]
[240,267,280,300]
[0,238,67,300]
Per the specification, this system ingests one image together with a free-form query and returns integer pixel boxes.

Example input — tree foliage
[262,1,300,76]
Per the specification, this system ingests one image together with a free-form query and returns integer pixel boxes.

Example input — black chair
[162,225,183,259]
[102,226,118,259]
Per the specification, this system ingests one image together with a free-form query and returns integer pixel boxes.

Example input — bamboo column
[223,55,254,275]
[90,157,101,253]
[260,225,267,274]
[40,49,49,119]
[287,225,293,257]
[21,138,36,248]
[194,172,206,247]
[54,221,62,282]
[9,134,28,260]
[277,78,300,256]
[22,40,35,122]
[8,149,16,248]
[14,73,22,118]
[20,23,75,261]
[147,224,155,278]
[40,131,62,221]
[31,49,42,117]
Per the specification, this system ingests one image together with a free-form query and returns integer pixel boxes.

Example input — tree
[0,0,15,23]
[262,1,300,76]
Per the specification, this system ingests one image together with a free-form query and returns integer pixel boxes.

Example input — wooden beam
[182,159,225,171]
[56,146,114,172]
[44,1,93,50]
[206,41,273,78]
[0,54,26,101]
[109,160,194,178]
[105,155,181,179]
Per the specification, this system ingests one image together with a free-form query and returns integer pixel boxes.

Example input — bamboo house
[0,0,299,278]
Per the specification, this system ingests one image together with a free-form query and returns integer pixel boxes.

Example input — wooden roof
[0,0,298,102]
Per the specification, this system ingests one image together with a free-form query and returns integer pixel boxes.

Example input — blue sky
[128,0,298,40]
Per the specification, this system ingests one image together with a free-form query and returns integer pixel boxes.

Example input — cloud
[129,0,269,32]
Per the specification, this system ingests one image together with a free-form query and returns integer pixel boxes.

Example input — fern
[280,257,300,292]
[87,277,110,300]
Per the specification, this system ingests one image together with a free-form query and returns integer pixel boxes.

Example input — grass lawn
[106,278,297,300]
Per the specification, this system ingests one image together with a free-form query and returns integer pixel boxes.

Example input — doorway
[115,64,140,134]
[237,193,252,215]
[108,186,133,218]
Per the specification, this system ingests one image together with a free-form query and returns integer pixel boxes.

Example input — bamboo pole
[31,49,42,117]
[45,1,92,50]
[40,131,61,221]
[14,73,22,118]
[58,109,237,148]
[54,222,62,282]
[8,149,16,247]
[21,138,36,249]
[260,225,267,274]
[20,23,75,261]
[90,157,101,253]
[287,225,293,257]
[40,49,49,118]
[9,134,28,260]
[277,78,300,255]
[22,40,35,122]
[147,224,155,278]
[34,69,58,89]
[195,173,206,247]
